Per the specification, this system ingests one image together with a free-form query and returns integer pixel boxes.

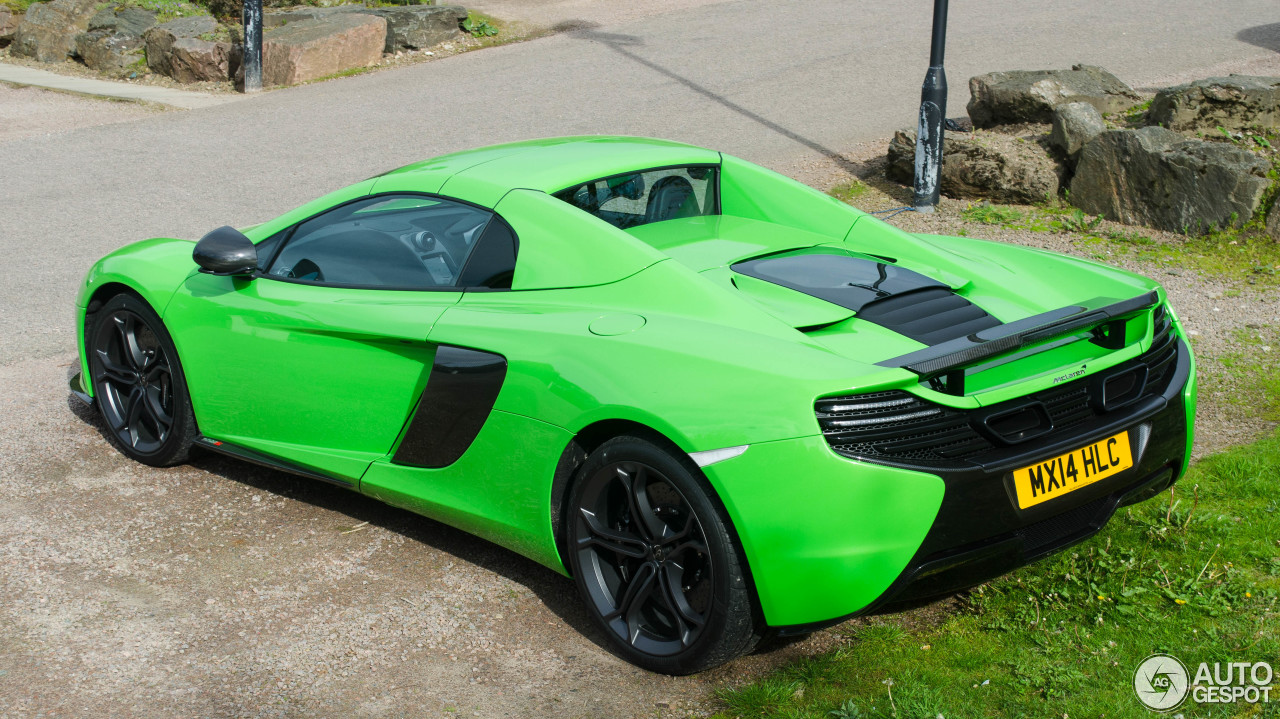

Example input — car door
[165,193,502,482]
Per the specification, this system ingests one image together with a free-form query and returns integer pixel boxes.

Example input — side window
[254,230,287,272]
[457,218,517,289]
[266,194,502,290]
[553,166,718,230]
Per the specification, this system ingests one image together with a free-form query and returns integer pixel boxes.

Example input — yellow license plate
[1012,431,1133,509]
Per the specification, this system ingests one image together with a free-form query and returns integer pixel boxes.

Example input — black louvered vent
[816,307,1179,468]
[855,287,1002,345]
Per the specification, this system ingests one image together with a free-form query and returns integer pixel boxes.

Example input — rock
[1267,196,1280,241]
[1071,127,1271,234]
[1147,75,1280,132]
[144,16,228,82]
[363,5,465,52]
[75,29,144,71]
[74,7,155,72]
[10,0,98,63]
[0,7,19,45]
[264,7,329,28]
[967,65,1141,128]
[262,13,386,86]
[1049,102,1105,166]
[264,5,462,51]
[887,127,1061,204]
[170,37,233,82]
[87,6,156,36]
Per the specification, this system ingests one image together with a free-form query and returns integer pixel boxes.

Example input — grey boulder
[1049,101,1105,166]
[887,127,1061,204]
[1148,75,1280,132]
[10,0,98,62]
[144,16,230,82]
[87,6,156,36]
[75,7,155,72]
[1070,127,1271,234]
[968,65,1140,128]
[266,4,465,52]
[364,5,466,52]
[0,6,19,45]
[75,29,143,71]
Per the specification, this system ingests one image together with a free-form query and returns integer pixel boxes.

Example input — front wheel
[566,436,759,674]
[87,293,196,467]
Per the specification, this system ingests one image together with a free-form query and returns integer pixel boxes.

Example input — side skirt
[195,435,356,488]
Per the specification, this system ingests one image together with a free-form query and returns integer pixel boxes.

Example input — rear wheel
[566,436,758,674]
[87,293,196,467]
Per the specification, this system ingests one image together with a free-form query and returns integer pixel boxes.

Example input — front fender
[75,237,198,398]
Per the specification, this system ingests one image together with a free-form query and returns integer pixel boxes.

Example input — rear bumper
[714,338,1193,631]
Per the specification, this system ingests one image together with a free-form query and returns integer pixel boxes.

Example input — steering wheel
[404,229,459,277]
[285,258,324,282]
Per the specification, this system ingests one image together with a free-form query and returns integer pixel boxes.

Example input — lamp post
[912,0,949,211]
[242,0,263,93]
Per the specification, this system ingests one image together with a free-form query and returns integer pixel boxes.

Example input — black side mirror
[193,226,257,276]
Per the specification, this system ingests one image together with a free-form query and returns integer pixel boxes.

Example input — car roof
[374,136,722,208]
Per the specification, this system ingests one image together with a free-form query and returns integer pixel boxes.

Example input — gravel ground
[0,352,846,718]
[0,83,164,143]
[2,141,1271,717]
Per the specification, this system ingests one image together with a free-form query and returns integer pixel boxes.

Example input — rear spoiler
[877,290,1160,388]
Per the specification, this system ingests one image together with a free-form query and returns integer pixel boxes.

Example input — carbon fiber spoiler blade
[877,290,1160,378]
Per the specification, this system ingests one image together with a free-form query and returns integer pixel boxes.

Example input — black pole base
[242,0,264,93]
[912,65,947,211]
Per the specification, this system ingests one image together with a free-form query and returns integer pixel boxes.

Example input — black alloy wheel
[88,294,195,466]
[567,436,758,674]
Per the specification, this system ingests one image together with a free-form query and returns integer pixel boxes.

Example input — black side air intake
[393,346,507,469]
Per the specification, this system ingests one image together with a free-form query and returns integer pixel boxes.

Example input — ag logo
[1134,654,1190,711]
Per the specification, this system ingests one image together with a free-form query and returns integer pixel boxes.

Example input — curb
[0,62,245,109]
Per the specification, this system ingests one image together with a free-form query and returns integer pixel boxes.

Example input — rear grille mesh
[817,306,1179,467]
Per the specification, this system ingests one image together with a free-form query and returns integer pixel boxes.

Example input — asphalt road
[2,0,1278,715]
[5,0,1280,365]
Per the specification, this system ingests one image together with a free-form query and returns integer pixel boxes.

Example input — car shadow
[1237,23,1280,53]
[63,388,620,661]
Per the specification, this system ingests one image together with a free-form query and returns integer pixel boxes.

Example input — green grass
[1,0,35,11]
[94,0,211,22]
[311,64,377,82]
[1215,327,1280,423]
[961,203,1025,226]
[1118,99,1152,127]
[829,180,871,204]
[711,435,1280,719]
[1089,228,1280,289]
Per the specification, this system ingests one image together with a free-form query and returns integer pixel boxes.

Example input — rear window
[553,166,718,230]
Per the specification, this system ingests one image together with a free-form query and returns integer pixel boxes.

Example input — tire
[565,436,759,674]
[86,293,196,467]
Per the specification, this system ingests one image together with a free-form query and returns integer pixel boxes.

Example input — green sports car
[71,136,1195,674]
